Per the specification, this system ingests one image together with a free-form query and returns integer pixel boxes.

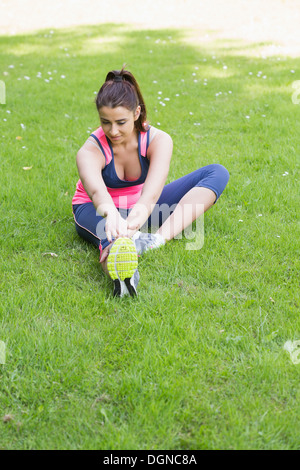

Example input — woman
[72,68,229,297]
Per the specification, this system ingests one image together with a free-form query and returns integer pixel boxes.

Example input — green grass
[0,24,299,450]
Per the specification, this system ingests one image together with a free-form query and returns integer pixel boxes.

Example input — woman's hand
[126,218,141,238]
[105,211,129,242]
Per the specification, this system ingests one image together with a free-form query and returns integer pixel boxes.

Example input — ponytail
[95,67,149,132]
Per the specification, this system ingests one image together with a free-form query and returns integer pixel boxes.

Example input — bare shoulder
[148,126,173,149]
[76,137,106,170]
[146,126,173,166]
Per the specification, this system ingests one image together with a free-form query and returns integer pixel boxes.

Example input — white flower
[61,75,66,79]
[20,123,26,130]
[245,115,250,119]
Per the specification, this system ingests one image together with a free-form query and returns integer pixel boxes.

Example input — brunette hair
[95,67,149,132]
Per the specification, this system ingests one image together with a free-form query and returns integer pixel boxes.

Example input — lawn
[0,23,299,450]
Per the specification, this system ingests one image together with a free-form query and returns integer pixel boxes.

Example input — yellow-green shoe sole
[106,237,138,281]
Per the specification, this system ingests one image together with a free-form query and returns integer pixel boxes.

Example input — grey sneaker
[132,231,165,255]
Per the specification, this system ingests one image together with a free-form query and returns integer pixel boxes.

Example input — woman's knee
[207,163,230,183]
[195,164,229,201]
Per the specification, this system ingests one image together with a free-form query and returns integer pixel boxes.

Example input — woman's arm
[76,140,128,241]
[126,128,173,235]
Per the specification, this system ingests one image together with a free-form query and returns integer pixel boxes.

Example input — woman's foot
[132,231,165,255]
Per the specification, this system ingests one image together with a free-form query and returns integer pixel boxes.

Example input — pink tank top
[72,127,150,209]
